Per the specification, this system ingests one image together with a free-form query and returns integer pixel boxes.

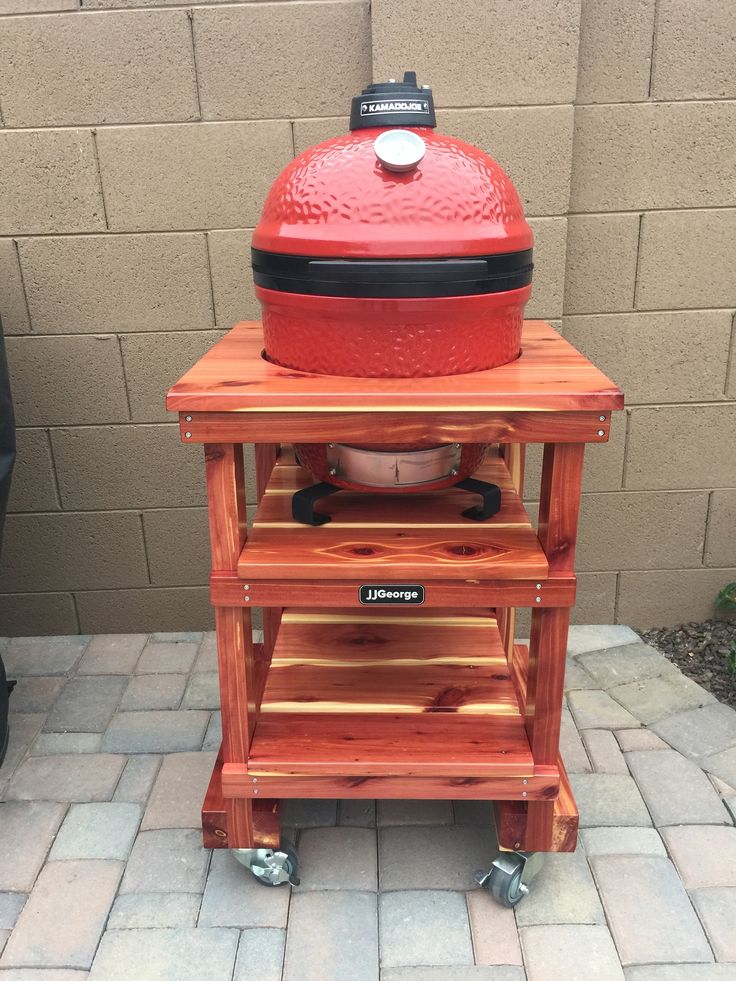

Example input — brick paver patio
[1,626,736,980]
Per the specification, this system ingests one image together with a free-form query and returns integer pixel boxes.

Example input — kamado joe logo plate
[360,99,430,116]
[359,584,425,605]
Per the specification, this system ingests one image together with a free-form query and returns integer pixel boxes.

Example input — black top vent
[349,71,436,131]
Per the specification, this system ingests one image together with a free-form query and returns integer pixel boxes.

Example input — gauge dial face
[373,129,426,173]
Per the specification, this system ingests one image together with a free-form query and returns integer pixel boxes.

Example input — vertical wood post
[254,444,282,661]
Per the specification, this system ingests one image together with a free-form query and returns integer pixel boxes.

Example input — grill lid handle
[349,71,436,131]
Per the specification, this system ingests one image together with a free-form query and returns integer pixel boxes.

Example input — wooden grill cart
[167,318,623,905]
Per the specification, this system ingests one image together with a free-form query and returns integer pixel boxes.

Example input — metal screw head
[328,467,337,477]
[522,778,528,785]
[536,583,542,590]
[522,791,528,798]
[243,584,250,590]
[449,467,459,477]
[597,429,605,437]
[535,596,541,603]
[599,415,606,422]
[185,415,192,422]
[185,432,192,439]
[327,443,335,448]
[514,841,521,849]
[244,596,250,602]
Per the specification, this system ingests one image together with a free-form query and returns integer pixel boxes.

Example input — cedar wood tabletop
[168,319,624,859]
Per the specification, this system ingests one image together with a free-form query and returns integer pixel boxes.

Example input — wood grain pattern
[167,320,623,414]
[179,409,612,446]
[254,443,282,663]
[222,767,558,801]
[260,610,514,716]
[494,755,578,853]
[202,750,281,849]
[211,573,576,609]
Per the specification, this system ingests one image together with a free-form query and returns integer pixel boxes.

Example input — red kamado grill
[251,72,533,526]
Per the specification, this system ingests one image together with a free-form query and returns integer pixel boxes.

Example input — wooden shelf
[238,451,548,582]
[246,608,535,778]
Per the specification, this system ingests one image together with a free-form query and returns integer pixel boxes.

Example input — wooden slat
[260,611,513,716]
[222,767,558,801]
[494,755,578,853]
[167,320,624,414]
[202,750,281,849]
[248,713,533,777]
[180,409,612,445]
[211,574,576,609]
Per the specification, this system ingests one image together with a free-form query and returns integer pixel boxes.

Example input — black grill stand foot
[455,478,502,521]
[292,482,341,526]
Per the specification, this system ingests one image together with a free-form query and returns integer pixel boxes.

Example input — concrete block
[194,2,370,119]
[0,893,25,931]
[637,209,736,310]
[8,675,64,714]
[136,638,199,674]
[627,749,729,826]
[102,710,208,754]
[525,409,626,495]
[233,929,286,981]
[564,656,598,692]
[625,969,736,981]
[0,0,78,11]
[120,828,209,894]
[582,729,628,774]
[20,233,212,334]
[120,673,186,711]
[377,799,453,826]
[615,729,669,752]
[653,703,736,761]
[520,924,625,981]
[198,848,289,928]
[0,801,66,892]
[142,508,210,587]
[568,690,640,730]
[571,103,736,212]
[338,799,376,828]
[690,888,736,962]
[525,218,566,319]
[88,928,239,981]
[122,329,223,423]
[571,574,621,625]
[108,892,200,929]
[626,405,736,490]
[0,10,197,127]
[76,586,213,634]
[702,746,736,791]
[193,632,217,673]
[0,512,148,592]
[379,890,472,968]
[281,799,337,829]
[51,425,205,510]
[78,634,147,676]
[466,890,522,965]
[435,106,573,217]
[559,704,592,773]
[563,214,640,315]
[0,130,104,235]
[618,568,736,628]
[141,750,216,830]
[0,714,45,792]
[207,229,258,328]
[31,731,101,755]
[515,846,605,926]
[610,674,714,726]
[580,826,666,857]
[284,890,378,981]
[661,825,736,888]
[113,754,161,805]
[0,239,29,334]
[379,824,494,891]
[6,334,128,425]
[570,773,651,827]
[652,0,736,99]
[5,753,125,802]
[591,854,712,965]
[1,860,123,969]
[97,122,292,232]
[296,827,377,891]
[576,0,656,103]
[562,311,733,404]
[0,593,78,638]
[568,624,641,657]
[372,0,580,106]
[44,675,126,733]
[705,490,736,567]
[181,671,219,710]
[575,491,709,573]
[50,802,142,860]
[578,643,677,690]
[7,429,59,513]
[3,634,88,676]
[382,971,525,981]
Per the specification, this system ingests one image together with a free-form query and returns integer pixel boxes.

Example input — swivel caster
[232,842,300,887]
[474,851,545,908]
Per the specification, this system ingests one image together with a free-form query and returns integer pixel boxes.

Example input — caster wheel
[487,854,528,908]
[232,841,300,887]
[475,851,544,908]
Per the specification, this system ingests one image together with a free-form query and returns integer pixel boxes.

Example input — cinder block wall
[0,0,733,634]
